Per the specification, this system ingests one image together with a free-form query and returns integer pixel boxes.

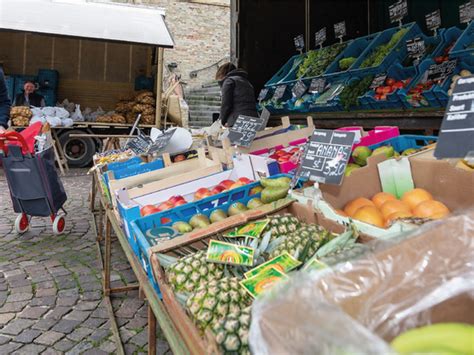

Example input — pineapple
[265,214,301,241]
[186,277,252,332]
[212,306,251,355]
[166,250,225,294]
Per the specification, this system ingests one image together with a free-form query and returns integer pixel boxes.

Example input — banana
[390,323,474,354]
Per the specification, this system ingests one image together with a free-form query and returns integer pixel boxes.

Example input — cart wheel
[52,215,66,235]
[15,214,30,234]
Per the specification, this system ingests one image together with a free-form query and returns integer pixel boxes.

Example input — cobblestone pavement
[0,170,171,354]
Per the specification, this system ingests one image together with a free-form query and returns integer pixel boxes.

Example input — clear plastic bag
[249,210,474,354]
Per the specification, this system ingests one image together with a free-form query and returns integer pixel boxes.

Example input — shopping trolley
[0,127,67,235]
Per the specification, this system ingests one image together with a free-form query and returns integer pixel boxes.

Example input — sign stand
[425,9,441,36]
[314,27,326,50]
[334,21,346,44]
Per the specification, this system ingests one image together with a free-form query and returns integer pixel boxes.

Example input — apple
[269,154,279,159]
[174,199,187,206]
[290,147,299,154]
[237,177,253,184]
[218,180,234,190]
[211,185,225,195]
[140,205,160,216]
[173,154,186,162]
[157,201,173,212]
[194,187,212,200]
[168,195,185,205]
[230,181,245,189]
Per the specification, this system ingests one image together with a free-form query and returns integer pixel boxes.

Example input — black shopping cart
[0,131,67,235]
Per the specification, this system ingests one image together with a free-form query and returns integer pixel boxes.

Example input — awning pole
[305,0,310,50]
[155,47,164,128]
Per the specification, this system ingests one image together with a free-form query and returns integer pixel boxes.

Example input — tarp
[0,0,174,47]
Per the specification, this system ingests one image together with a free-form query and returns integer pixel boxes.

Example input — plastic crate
[450,22,474,59]
[325,32,381,74]
[265,54,306,86]
[351,23,421,76]
[328,73,374,111]
[37,69,59,90]
[337,126,400,151]
[359,63,416,110]
[368,134,438,152]
[432,26,463,59]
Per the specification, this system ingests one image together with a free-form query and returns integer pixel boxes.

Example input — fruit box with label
[292,149,474,238]
[146,199,353,355]
[108,149,222,210]
[252,210,474,353]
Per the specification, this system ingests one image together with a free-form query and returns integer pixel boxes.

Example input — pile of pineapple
[157,213,341,354]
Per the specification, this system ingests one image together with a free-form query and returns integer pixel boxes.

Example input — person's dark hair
[216,62,236,80]
[24,80,35,86]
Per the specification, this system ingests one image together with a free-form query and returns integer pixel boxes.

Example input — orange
[352,206,385,228]
[380,200,411,219]
[343,197,375,217]
[334,209,348,217]
[384,210,413,228]
[371,192,397,209]
[413,200,450,219]
[401,188,433,210]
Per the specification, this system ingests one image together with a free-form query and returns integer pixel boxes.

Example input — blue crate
[368,135,438,152]
[432,27,463,59]
[37,69,59,90]
[432,58,474,107]
[307,77,348,112]
[265,54,306,86]
[4,75,14,103]
[450,22,474,60]
[351,23,421,76]
[325,33,381,74]
[134,75,154,91]
[359,63,416,110]
[107,156,143,171]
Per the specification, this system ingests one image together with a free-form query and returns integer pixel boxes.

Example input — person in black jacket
[0,68,10,131]
[14,81,45,108]
[216,63,257,127]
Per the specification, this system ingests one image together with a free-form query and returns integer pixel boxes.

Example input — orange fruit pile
[341,188,450,228]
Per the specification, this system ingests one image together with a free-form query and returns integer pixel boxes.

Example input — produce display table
[90,172,190,355]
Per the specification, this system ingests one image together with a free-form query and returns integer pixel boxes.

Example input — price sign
[427,59,457,84]
[299,129,356,185]
[294,34,305,52]
[147,128,177,155]
[426,9,441,31]
[334,21,346,39]
[406,37,426,59]
[459,2,473,24]
[370,73,387,89]
[228,115,266,148]
[272,85,287,101]
[315,27,327,47]
[292,80,308,98]
[389,0,408,24]
[309,78,326,94]
[258,88,270,101]
[434,75,474,158]
[125,131,153,155]
[260,107,271,128]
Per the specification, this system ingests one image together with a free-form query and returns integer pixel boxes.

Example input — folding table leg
[148,305,157,355]
[104,215,111,296]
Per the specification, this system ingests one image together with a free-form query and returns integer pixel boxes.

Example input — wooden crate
[208,116,314,166]
[109,148,222,209]
[149,199,350,355]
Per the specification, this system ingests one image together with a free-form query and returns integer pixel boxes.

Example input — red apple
[218,180,234,190]
[230,181,245,189]
[211,185,225,195]
[174,199,187,206]
[237,177,253,184]
[290,147,299,154]
[194,187,212,200]
[157,201,174,212]
[140,205,160,216]
[269,154,279,159]
[168,195,185,205]
[278,156,290,163]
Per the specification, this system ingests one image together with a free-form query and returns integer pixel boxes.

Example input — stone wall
[115,0,231,89]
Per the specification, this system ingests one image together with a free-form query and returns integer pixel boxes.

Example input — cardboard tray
[149,199,353,355]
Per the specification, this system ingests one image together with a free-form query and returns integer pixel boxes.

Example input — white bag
[54,107,70,119]
[61,118,74,127]
[71,104,84,121]
[46,116,62,127]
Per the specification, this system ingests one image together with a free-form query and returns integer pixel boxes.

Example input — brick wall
[115,0,231,89]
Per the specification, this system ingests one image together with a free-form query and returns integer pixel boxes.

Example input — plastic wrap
[249,210,474,354]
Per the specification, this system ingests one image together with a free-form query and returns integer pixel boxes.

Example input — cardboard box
[253,209,474,353]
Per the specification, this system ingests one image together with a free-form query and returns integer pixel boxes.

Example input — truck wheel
[59,130,97,167]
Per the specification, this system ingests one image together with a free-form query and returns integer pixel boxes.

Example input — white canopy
[0,0,174,47]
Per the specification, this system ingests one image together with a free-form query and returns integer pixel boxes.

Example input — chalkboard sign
[459,2,473,24]
[406,37,426,59]
[294,34,305,52]
[228,115,266,148]
[148,128,177,155]
[272,85,287,101]
[260,107,271,128]
[125,131,153,155]
[426,9,441,31]
[315,27,327,47]
[334,21,346,38]
[299,129,356,185]
[292,80,308,98]
[434,75,474,158]
[370,73,387,89]
[389,0,408,24]
[309,78,326,93]
[427,59,457,84]
[258,88,270,101]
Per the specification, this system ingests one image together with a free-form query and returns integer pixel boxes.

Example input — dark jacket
[14,92,45,107]
[0,68,10,128]
[218,69,257,127]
